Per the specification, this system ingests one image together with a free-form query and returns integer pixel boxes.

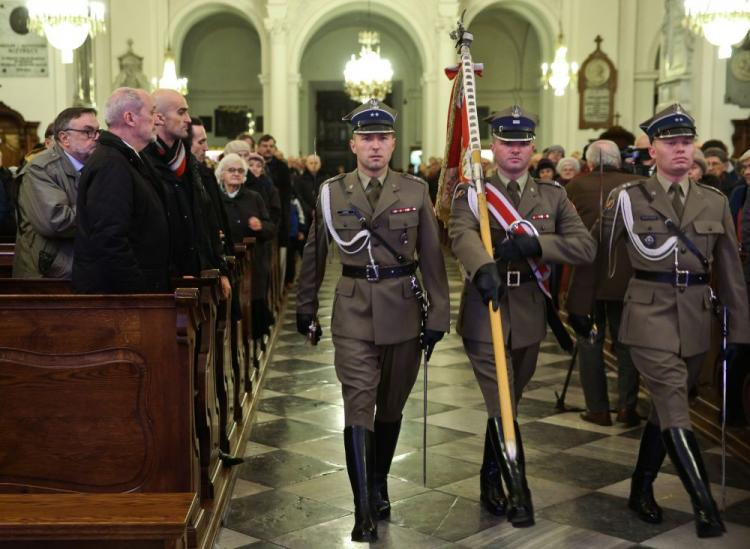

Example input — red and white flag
[435,63,483,224]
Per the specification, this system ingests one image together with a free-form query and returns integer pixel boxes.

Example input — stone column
[287,72,301,155]
[264,0,289,149]
[421,72,438,158]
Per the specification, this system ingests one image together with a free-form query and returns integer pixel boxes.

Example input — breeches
[332,335,422,430]
[629,346,704,429]
[463,338,540,418]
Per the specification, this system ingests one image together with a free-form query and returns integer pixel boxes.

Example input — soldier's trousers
[332,335,422,430]
[629,346,704,429]
[463,338,540,418]
[578,300,639,413]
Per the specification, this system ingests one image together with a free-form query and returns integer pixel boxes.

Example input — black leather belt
[342,263,416,282]
[634,269,709,288]
[497,270,536,287]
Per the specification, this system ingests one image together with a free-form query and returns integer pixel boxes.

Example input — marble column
[264,0,289,149]
[287,72,301,155]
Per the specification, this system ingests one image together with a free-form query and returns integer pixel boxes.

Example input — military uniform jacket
[603,175,750,356]
[565,168,637,315]
[297,170,450,346]
[449,173,596,348]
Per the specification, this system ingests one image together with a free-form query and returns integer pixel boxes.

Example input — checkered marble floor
[216,253,750,548]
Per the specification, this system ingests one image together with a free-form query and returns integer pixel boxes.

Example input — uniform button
[647,226,653,230]
[373,242,379,247]
[680,247,686,253]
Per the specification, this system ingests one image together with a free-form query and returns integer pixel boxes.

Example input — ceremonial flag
[435,63,483,224]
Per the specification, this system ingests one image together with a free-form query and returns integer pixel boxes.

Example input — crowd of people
[1,89,749,544]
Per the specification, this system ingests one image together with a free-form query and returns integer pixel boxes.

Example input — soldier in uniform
[601,104,750,538]
[449,106,596,527]
[296,99,450,543]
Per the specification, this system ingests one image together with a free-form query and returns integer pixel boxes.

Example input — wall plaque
[0,1,48,77]
[578,35,617,130]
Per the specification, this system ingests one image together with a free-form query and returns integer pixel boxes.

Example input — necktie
[366,178,382,209]
[507,180,521,208]
[669,182,684,220]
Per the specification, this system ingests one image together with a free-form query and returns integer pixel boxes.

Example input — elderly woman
[556,157,581,186]
[217,153,276,340]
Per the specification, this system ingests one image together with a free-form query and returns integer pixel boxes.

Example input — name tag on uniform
[337,209,358,216]
[530,213,550,220]
[639,215,658,221]
[391,207,417,214]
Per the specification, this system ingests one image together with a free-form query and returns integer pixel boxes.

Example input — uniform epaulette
[323,173,346,185]
[402,172,429,188]
[536,179,562,189]
[694,182,725,196]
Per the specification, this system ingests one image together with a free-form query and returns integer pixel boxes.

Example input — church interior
[1,1,750,548]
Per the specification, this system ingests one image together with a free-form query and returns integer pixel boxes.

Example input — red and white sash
[467,182,552,298]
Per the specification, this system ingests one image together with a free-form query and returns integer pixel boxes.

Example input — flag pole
[449,16,517,461]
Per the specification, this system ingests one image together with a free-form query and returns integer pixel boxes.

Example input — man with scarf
[143,89,230,296]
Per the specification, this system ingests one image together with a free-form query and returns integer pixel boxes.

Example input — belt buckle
[366,263,380,282]
[674,268,689,288]
[506,270,521,287]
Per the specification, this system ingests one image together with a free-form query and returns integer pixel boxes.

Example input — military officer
[449,106,596,527]
[296,99,450,543]
[602,104,750,538]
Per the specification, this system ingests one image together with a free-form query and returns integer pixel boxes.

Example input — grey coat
[13,144,79,278]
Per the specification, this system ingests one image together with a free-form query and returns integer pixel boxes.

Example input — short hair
[585,140,621,169]
[223,140,251,156]
[191,116,203,127]
[236,131,255,143]
[44,123,54,139]
[215,153,248,183]
[739,149,750,165]
[52,107,98,141]
[556,156,581,174]
[105,87,147,127]
[703,147,727,163]
[258,134,275,145]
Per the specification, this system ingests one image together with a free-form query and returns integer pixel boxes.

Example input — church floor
[216,255,750,548]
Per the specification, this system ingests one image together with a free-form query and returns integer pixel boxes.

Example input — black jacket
[73,131,170,293]
[245,172,281,235]
[265,156,291,246]
[293,169,321,231]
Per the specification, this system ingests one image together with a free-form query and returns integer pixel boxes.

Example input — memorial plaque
[578,36,617,130]
[0,1,48,77]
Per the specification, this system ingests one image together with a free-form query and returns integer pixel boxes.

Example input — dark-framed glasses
[63,127,100,139]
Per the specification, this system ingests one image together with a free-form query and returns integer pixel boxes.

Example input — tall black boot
[480,420,508,516]
[488,417,534,527]
[344,426,378,542]
[628,422,667,523]
[373,418,401,519]
[662,428,725,538]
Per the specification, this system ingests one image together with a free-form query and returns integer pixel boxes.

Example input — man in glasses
[13,107,99,278]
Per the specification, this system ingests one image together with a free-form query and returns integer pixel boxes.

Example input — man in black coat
[143,89,230,298]
[73,87,170,293]
[257,134,291,270]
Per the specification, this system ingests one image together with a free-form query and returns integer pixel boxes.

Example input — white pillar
[264,0,289,149]
[421,72,438,158]
[434,2,460,155]
[259,72,271,133]
[287,72,301,155]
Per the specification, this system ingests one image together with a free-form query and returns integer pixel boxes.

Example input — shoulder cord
[320,183,375,266]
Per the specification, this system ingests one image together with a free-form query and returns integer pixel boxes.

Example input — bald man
[143,89,230,296]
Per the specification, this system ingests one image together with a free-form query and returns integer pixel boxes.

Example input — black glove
[496,234,542,262]
[567,313,594,338]
[473,263,503,311]
[296,313,323,345]
[421,329,444,361]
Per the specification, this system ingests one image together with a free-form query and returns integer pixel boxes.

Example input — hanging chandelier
[152,46,188,95]
[26,0,106,64]
[541,34,579,97]
[684,0,750,59]
[151,0,188,95]
[344,31,394,103]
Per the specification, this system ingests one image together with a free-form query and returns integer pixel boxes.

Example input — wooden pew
[0,492,198,548]
[0,243,13,278]
[0,290,213,546]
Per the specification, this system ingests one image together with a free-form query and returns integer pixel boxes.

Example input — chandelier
[151,0,188,95]
[26,0,106,64]
[344,31,393,103]
[541,34,579,97]
[152,46,188,95]
[684,1,750,59]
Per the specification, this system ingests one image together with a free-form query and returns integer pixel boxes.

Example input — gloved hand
[421,329,444,361]
[296,313,323,345]
[567,313,594,338]
[473,263,503,311]
[496,234,542,262]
